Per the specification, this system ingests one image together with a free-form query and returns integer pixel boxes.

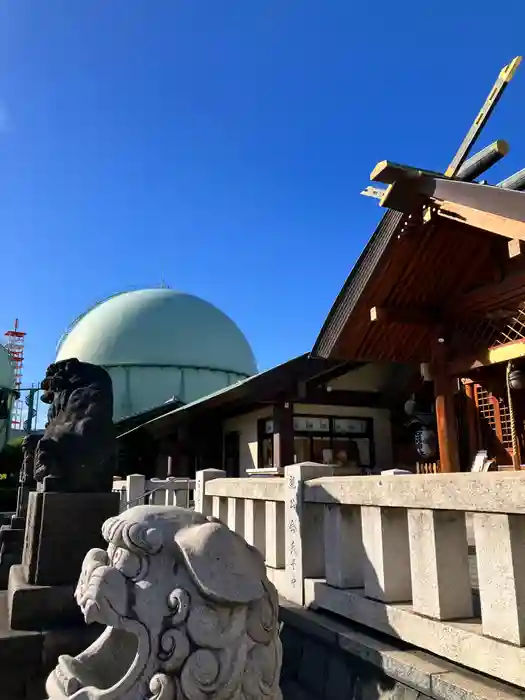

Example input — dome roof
[56,289,257,421]
[0,345,14,390]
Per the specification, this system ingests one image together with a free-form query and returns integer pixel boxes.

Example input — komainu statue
[20,432,40,488]
[45,506,283,700]
[34,358,115,493]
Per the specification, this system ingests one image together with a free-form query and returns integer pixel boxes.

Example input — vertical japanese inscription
[286,473,300,589]
[195,477,203,513]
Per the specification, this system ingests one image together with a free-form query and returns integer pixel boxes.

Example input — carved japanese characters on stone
[34,358,115,493]
[46,505,283,700]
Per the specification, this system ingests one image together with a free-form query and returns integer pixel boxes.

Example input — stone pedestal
[0,526,25,588]
[0,494,27,589]
[0,481,38,589]
[8,490,119,631]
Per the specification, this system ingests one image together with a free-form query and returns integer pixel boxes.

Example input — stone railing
[195,468,288,591]
[113,474,195,511]
[195,464,525,690]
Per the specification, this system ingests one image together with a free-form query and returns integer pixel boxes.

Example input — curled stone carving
[45,505,282,700]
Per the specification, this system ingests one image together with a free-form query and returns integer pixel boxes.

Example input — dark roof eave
[115,399,185,435]
[311,209,404,359]
[118,354,364,440]
[118,354,312,439]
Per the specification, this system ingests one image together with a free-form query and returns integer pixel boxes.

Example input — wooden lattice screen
[473,384,514,460]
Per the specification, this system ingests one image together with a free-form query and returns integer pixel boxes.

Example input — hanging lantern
[414,426,438,459]
[404,397,417,416]
[509,365,525,391]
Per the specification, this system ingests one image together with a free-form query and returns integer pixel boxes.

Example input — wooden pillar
[509,390,525,470]
[463,380,480,464]
[432,339,461,473]
[166,436,180,477]
[273,402,295,469]
[190,419,224,473]
[157,435,179,478]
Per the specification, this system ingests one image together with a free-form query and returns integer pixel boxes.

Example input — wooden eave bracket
[378,181,427,214]
[432,198,525,242]
[370,304,489,328]
[370,305,437,326]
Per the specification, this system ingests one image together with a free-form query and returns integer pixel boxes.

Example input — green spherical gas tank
[56,289,258,422]
[0,345,14,452]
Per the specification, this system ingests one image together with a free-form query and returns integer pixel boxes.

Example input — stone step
[0,528,24,549]
[0,589,104,699]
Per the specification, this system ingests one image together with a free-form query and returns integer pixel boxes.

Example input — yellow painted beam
[488,340,525,365]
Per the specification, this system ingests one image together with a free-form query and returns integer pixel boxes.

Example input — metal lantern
[508,366,525,391]
[414,426,438,459]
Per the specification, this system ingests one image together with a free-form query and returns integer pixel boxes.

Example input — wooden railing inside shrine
[195,465,525,690]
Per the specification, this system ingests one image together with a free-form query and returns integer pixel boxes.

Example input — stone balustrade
[113,473,195,511]
[195,464,525,690]
[195,468,288,591]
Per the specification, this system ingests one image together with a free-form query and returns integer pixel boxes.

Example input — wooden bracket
[370,306,436,326]
[434,199,525,242]
[508,239,525,258]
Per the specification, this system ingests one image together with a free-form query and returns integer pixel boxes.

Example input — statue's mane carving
[46,506,282,700]
[34,358,115,492]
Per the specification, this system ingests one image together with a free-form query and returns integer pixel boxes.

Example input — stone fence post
[126,474,146,505]
[195,469,226,516]
[283,462,334,605]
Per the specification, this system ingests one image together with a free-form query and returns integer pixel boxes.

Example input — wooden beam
[370,305,489,327]
[435,199,525,242]
[376,173,525,226]
[489,339,525,364]
[370,161,445,185]
[272,402,294,469]
[456,268,525,314]
[287,388,386,408]
[497,168,525,191]
[445,56,522,177]
[370,305,436,326]
[448,339,525,375]
[456,140,509,181]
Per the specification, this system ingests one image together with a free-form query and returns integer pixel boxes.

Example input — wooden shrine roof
[313,166,525,366]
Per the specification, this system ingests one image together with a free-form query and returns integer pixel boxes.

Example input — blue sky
[1,1,525,391]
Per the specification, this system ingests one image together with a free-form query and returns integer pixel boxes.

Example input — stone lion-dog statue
[46,505,283,700]
[35,358,115,493]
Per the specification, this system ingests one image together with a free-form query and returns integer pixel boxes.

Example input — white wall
[328,363,395,392]
[222,403,393,475]
[222,407,272,476]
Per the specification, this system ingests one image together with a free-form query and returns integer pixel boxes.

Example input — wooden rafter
[370,306,436,326]
[434,199,525,242]
[457,269,525,314]
[369,304,496,327]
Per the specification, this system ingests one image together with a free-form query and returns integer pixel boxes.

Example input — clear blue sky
[1,1,525,390]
